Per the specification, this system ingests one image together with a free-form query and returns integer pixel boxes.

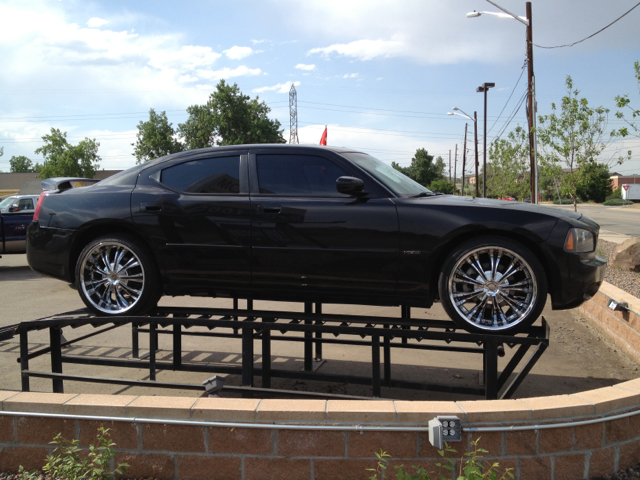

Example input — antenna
[289,84,299,144]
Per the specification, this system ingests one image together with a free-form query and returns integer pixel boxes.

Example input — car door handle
[257,205,281,215]
[140,202,162,212]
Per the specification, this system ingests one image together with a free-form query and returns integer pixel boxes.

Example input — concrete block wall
[579,282,640,363]
[2,386,640,480]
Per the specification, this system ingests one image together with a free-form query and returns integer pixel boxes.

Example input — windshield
[0,197,18,209]
[342,153,431,197]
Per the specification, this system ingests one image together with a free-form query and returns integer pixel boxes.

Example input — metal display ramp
[9,303,550,400]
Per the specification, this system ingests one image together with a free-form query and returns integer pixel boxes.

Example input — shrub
[603,198,634,206]
[605,186,623,201]
[19,426,128,480]
[553,198,583,204]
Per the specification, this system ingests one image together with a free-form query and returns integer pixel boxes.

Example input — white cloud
[178,74,199,83]
[309,39,404,61]
[86,17,109,28]
[224,46,254,60]
[196,66,262,81]
[295,63,315,71]
[251,39,267,44]
[253,81,300,94]
[343,73,359,79]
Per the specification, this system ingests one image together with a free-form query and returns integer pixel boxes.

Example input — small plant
[603,198,634,206]
[19,426,128,480]
[366,438,514,480]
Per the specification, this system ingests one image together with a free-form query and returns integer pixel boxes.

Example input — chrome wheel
[79,241,146,314]
[447,246,538,332]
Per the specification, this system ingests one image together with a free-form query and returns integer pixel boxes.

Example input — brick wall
[579,282,640,364]
[3,386,640,480]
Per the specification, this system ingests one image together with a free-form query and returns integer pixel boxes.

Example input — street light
[477,82,495,198]
[448,109,479,197]
[468,0,537,204]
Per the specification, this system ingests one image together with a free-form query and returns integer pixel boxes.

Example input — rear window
[160,156,241,194]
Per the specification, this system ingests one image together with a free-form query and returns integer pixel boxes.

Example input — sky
[1,0,639,177]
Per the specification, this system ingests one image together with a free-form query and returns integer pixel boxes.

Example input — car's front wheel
[438,236,547,334]
[75,234,160,316]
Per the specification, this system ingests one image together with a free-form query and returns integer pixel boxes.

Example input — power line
[487,60,527,136]
[534,2,640,49]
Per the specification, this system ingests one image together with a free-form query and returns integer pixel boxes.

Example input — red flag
[319,126,327,145]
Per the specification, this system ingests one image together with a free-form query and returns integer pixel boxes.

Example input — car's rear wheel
[75,234,160,316]
[438,236,547,334]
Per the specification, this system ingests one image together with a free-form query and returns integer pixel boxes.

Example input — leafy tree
[132,109,184,164]
[537,76,625,212]
[615,61,640,138]
[391,150,446,188]
[178,80,285,149]
[487,125,531,199]
[429,178,454,194]
[576,160,612,203]
[10,155,37,173]
[35,128,100,179]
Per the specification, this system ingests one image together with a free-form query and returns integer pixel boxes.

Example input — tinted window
[17,198,34,210]
[161,156,240,194]
[256,154,349,196]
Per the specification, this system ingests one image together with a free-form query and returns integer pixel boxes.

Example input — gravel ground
[598,239,640,299]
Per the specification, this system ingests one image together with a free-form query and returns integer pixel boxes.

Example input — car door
[1,197,35,253]
[249,149,399,301]
[131,151,252,296]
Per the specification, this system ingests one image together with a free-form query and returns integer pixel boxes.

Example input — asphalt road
[1,253,638,401]
[544,203,640,238]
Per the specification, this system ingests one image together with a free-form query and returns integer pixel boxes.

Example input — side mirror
[8,203,19,213]
[336,176,367,196]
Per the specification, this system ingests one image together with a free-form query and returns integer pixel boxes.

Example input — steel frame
[13,303,549,400]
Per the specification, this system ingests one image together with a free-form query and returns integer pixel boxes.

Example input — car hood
[411,195,585,222]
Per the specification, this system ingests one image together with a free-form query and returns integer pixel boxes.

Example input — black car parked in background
[27,145,606,334]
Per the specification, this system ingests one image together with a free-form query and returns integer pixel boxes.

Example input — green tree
[615,61,640,138]
[178,80,285,149]
[35,128,100,179]
[576,160,612,203]
[429,178,454,194]
[487,125,531,199]
[391,149,445,188]
[132,109,184,164]
[10,155,36,173]
[537,76,624,212]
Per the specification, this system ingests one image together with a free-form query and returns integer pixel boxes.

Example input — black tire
[438,236,547,334]
[75,234,160,316]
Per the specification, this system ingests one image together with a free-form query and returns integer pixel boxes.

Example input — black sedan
[27,145,606,334]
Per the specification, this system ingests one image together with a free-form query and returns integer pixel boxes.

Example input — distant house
[0,170,122,197]
[610,173,640,189]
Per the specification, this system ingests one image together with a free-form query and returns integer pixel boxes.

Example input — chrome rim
[80,241,145,314]
[447,246,537,331]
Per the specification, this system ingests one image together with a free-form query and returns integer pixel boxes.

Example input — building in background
[0,170,122,197]
[610,173,640,190]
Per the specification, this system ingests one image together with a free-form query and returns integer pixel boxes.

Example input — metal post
[50,327,63,393]
[484,339,499,400]
[483,88,488,198]
[20,330,30,392]
[132,325,139,359]
[462,124,468,196]
[383,324,391,386]
[453,143,458,194]
[372,335,381,397]
[172,322,182,370]
[401,306,410,345]
[314,302,323,361]
[448,150,451,184]
[242,325,254,387]
[261,317,272,388]
[304,302,313,371]
[149,323,157,381]
[474,111,479,198]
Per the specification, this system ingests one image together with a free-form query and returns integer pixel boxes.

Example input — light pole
[468,1,538,204]
[476,82,494,198]
[448,109,479,197]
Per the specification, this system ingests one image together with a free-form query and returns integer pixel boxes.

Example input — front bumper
[551,252,607,310]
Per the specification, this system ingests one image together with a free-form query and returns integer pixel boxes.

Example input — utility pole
[477,82,495,198]
[449,150,451,184]
[525,2,537,204]
[462,124,468,196]
[289,84,299,144]
[474,111,479,198]
[454,144,458,195]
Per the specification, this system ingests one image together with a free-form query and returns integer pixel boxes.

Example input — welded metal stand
[14,304,549,400]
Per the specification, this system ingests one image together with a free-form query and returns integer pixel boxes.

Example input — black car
[27,145,606,334]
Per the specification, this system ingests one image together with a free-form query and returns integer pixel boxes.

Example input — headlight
[564,228,595,253]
